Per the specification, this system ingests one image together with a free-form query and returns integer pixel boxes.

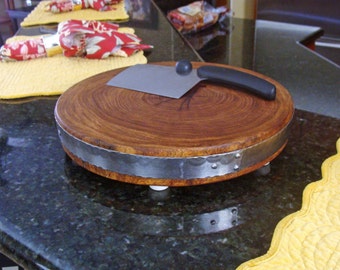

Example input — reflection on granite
[0,98,339,269]
[1,0,340,269]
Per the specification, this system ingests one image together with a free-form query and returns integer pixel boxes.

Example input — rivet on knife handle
[197,66,276,100]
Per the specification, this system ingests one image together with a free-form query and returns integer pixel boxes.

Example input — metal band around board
[57,124,290,180]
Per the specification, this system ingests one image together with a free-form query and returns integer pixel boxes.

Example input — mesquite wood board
[55,62,294,187]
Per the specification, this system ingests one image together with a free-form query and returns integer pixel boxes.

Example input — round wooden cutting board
[55,62,294,187]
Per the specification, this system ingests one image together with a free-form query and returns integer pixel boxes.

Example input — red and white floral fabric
[48,0,122,13]
[0,20,152,61]
[0,38,47,61]
[58,20,152,58]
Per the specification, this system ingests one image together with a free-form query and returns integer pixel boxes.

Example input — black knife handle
[197,66,276,100]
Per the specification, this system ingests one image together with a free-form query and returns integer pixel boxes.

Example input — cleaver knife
[107,62,276,100]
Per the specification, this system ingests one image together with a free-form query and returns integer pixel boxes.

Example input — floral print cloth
[48,0,122,13]
[58,20,152,58]
[0,20,152,61]
[0,38,47,61]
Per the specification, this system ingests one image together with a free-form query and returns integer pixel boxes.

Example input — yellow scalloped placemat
[21,0,128,27]
[237,138,340,270]
[0,29,147,99]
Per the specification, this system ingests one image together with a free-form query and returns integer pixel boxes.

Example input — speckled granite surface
[1,1,340,269]
[1,100,339,269]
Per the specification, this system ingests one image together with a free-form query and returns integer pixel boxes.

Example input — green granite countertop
[1,1,339,269]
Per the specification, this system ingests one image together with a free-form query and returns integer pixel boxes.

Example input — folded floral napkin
[21,0,128,27]
[1,20,152,61]
[0,26,148,99]
[237,138,340,269]
[47,0,122,13]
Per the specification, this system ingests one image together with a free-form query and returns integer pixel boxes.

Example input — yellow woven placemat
[0,30,147,99]
[237,138,340,269]
[21,0,128,27]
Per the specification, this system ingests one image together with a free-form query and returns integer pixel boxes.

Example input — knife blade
[107,63,276,100]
